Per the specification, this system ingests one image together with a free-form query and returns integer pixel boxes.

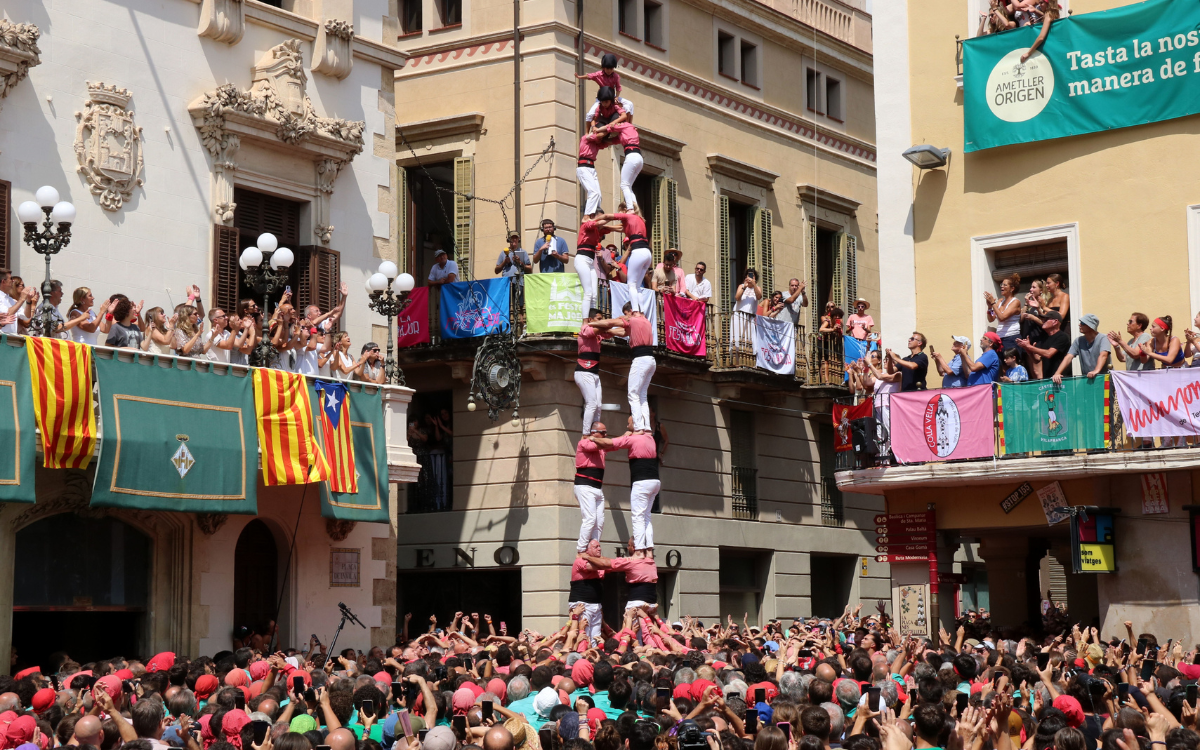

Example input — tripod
[325,602,366,669]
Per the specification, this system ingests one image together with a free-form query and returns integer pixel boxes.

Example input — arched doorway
[233,519,278,641]
[13,514,151,671]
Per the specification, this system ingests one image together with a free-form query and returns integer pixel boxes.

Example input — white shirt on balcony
[686,275,712,302]
[294,343,319,376]
[1,291,20,334]
[205,329,231,364]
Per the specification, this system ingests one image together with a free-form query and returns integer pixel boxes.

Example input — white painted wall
[870,0,916,350]
[0,0,394,352]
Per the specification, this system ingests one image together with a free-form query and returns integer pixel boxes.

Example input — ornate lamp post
[17,186,76,338]
[238,233,294,367]
[366,261,414,386]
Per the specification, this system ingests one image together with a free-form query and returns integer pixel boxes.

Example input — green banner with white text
[964,0,1200,151]
[999,376,1109,454]
[317,382,390,523]
[525,273,583,333]
[91,355,259,514]
[0,336,36,503]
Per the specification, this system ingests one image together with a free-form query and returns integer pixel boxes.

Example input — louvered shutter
[844,233,858,304]
[397,166,409,274]
[755,208,774,295]
[453,157,473,280]
[665,178,679,253]
[718,195,731,313]
[293,245,316,313]
[831,231,846,312]
[809,223,820,333]
[650,175,665,265]
[314,247,341,328]
[212,224,241,316]
[0,179,10,272]
[233,188,302,247]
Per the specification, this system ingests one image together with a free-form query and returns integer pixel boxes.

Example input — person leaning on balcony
[846,299,874,340]
[960,332,1003,385]
[1141,316,1184,369]
[1020,0,1061,63]
[1017,310,1070,380]
[427,248,459,287]
[985,273,1022,352]
[731,269,762,355]
[685,262,711,304]
[932,336,971,388]
[1109,312,1152,370]
[760,290,785,318]
[886,332,928,392]
[358,342,387,385]
[1051,313,1110,385]
[777,278,808,328]
[651,249,686,296]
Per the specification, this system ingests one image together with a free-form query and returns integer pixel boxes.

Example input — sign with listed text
[964,0,1200,151]
[1071,510,1117,573]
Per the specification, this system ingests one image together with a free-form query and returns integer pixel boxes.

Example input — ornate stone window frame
[187,40,365,245]
[0,20,41,108]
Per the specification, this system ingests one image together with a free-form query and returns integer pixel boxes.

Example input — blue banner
[439,278,512,339]
[843,335,878,381]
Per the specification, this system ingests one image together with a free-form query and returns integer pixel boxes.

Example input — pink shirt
[847,313,874,340]
[578,133,603,161]
[572,557,604,582]
[576,438,610,470]
[585,69,622,93]
[612,432,656,459]
[626,314,652,348]
[578,323,611,370]
[610,556,657,583]
[577,220,610,249]
[605,122,639,148]
[611,212,647,239]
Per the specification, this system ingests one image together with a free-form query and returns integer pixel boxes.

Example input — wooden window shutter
[666,178,679,254]
[232,188,302,247]
[831,231,846,312]
[844,233,857,304]
[718,195,731,313]
[808,223,820,333]
[212,224,241,316]
[293,246,316,313]
[396,166,409,274]
[754,208,774,295]
[294,246,341,329]
[453,157,473,280]
[650,175,665,266]
[0,179,10,272]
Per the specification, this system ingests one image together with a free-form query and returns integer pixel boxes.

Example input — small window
[644,0,663,47]
[718,31,737,78]
[806,68,822,112]
[402,0,423,34]
[826,76,843,120]
[619,0,638,37]
[439,0,461,27]
[257,0,284,6]
[739,40,757,87]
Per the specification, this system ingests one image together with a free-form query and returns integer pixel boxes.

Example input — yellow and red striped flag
[25,337,97,469]
[314,380,358,494]
[253,369,330,486]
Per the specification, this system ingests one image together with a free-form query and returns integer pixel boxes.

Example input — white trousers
[574,253,599,318]
[574,370,602,436]
[567,601,603,644]
[577,165,602,216]
[630,478,661,550]
[620,152,644,210]
[627,355,656,431]
[626,248,653,311]
[574,484,606,551]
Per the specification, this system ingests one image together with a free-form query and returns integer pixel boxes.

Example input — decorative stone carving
[10,470,95,530]
[315,224,334,244]
[313,19,354,80]
[325,518,357,541]
[195,512,229,535]
[189,40,365,231]
[197,0,245,45]
[0,20,41,101]
[74,82,145,212]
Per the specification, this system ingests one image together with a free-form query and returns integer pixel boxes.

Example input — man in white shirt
[428,249,459,286]
[685,262,712,304]
[777,277,808,327]
[0,271,22,334]
[495,232,532,283]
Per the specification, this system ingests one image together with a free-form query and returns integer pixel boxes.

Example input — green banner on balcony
[0,336,36,503]
[524,273,583,333]
[998,376,1109,454]
[317,382,390,523]
[963,0,1200,152]
[90,355,258,514]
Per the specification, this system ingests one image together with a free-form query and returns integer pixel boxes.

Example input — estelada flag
[832,399,872,453]
[25,337,96,469]
[253,369,330,485]
[314,380,357,494]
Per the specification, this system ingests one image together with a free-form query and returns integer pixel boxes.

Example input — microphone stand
[325,602,366,671]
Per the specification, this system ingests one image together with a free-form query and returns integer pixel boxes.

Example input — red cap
[748,682,779,703]
[194,674,220,700]
[115,669,134,680]
[983,332,1002,346]
[690,679,717,703]
[31,689,56,714]
[94,675,122,700]
[147,652,176,673]
[65,671,93,690]
[1053,695,1084,728]
[13,668,40,681]
[373,671,391,684]
[249,662,270,681]
[224,670,248,687]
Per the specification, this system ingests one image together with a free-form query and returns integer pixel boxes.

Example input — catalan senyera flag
[25,337,97,470]
[253,369,330,486]
[314,380,358,494]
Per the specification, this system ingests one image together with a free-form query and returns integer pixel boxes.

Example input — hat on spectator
[559,712,580,741]
[194,674,220,700]
[452,687,476,715]
[1085,643,1104,667]
[586,708,606,735]
[249,662,270,681]
[434,249,447,257]
[488,678,508,702]
[248,682,264,699]
[689,679,716,702]
[748,682,778,702]
[115,669,135,680]
[855,298,871,310]
[952,335,971,347]
[147,653,176,673]
[30,689,55,714]
[1042,310,1063,322]
[762,641,779,653]
[289,715,317,734]
[533,687,560,718]
[673,684,693,700]
[1053,695,1085,728]
[13,668,40,681]
[508,231,521,241]
[571,659,594,688]
[982,332,1001,347]
[1080,313,1100,331]
[94,675,122,700]
[425,726,459,750]
[292,670,312,687]
[965,639,981,648]
[225,670,248,687]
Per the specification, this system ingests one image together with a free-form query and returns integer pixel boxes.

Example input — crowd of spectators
[5,606,1199,750]
[0,271,388,383]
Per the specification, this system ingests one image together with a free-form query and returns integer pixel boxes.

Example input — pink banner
[396,286,430,348]
[889,385,995,463]
[663,295,706,357]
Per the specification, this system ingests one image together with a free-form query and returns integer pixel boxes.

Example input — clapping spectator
[1017,310,1070,380]
[933,336,970,388]
[105,298,144,349]
[202,308,240,364]
[28,279,66,338]
[1142,315,1183,369]
[358,343,387,384]
[1108,312,1152,370]
[172,304,204,358]
[999,348,1028,382]
[62,287,105,346]
[776,278,808,328]
[985,273,1022,351]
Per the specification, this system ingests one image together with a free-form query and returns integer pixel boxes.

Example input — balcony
[731,466,758,519]
[396,279,847,390]
[833,377,1200,495]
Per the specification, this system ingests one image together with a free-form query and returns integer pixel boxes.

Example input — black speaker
[850,416,879,457]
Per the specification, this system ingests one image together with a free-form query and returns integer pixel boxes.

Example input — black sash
[629,457,659,482]
[570,578,604,604]
[627,582,658,603]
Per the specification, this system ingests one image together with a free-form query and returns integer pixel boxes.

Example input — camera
[678,720,708,750]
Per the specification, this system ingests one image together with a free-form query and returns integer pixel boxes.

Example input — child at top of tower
[576,52,622,95]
